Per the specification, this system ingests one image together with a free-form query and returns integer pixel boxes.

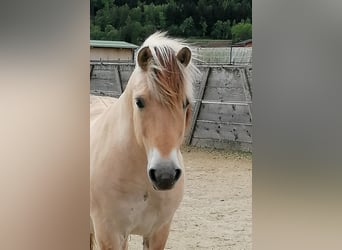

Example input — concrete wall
[90,47,134,62]
[90,63,252,152]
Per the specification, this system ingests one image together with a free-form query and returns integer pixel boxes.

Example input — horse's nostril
[149,169,157,182]
[174,169,182,181]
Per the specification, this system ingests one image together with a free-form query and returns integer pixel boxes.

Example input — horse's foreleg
[92,233,127,250]
[122,238,128,250]
[144,222,172,250]
[92,221,127,250]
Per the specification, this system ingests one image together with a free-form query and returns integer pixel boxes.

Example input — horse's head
[131,33,198,191]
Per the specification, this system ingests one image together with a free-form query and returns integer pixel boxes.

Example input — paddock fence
[194,47,252,65]
[90,63,253,152]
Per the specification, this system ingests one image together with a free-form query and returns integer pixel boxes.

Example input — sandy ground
[128,146,252,250]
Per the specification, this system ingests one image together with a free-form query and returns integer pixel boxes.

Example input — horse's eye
[135,98,145,109]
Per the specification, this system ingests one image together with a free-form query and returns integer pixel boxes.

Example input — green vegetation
[90,0,252,45]
[231,20,252,42]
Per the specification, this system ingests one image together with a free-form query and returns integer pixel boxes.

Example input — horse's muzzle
[148,163,182,191]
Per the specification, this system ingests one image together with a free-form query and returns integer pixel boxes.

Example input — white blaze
[147,148,181,171]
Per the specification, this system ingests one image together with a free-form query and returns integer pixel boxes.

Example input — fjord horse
[90,32,198,249]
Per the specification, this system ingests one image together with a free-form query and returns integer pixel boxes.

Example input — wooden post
[90,64,95,78]
[185,67,211,145]
[116,65,123,94]
[240,67,253,122]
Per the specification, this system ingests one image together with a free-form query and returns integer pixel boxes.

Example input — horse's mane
[136,32,199,109]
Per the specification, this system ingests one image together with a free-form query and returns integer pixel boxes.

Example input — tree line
[90,0,252,45]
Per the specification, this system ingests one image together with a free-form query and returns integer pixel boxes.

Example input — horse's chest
[127,192,176,235]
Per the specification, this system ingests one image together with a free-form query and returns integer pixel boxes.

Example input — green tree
[117,4,130,27]
[165,0,182,26]
[231,22,252,42]
[211,20,231,39]
[180,16,195,37]
[104,25,120,40]
[129,7,142,21]
[90,23,103,40]
[158,11,166,29]
[144,4,157,25]
[90,0,252,44]
[168,24,181,36]
[200,18,208,37]
[141,24,157,42]
[120,16,143,44]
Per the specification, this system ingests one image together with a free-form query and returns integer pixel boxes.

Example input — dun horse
[90,32,199,249]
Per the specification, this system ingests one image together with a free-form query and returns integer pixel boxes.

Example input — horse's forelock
[148,46,185,109]
[137,33,195,110]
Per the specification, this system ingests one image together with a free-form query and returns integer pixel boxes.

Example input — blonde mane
[136,32,199,109]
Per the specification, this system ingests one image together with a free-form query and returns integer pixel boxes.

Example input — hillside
[90,0,252,45]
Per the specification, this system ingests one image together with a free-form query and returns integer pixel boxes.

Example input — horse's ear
[137,46,152,71]
[176,47,191,67]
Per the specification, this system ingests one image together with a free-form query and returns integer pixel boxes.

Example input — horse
[90,32,199,250]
